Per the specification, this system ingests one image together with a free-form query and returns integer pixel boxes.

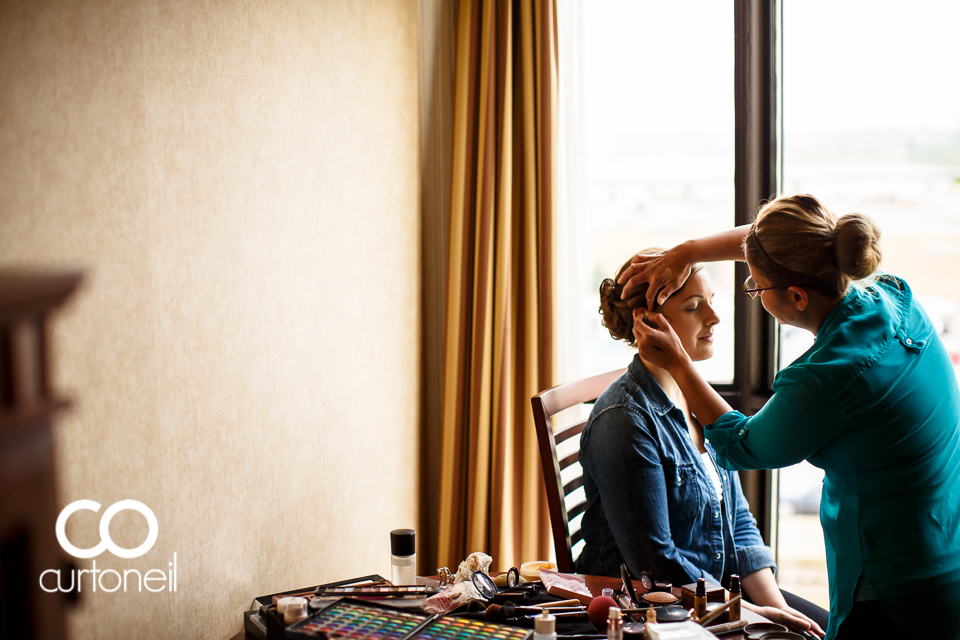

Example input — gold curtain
[437,0,558,570]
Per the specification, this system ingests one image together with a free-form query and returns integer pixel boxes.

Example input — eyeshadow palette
[314,585,437,598]
[287,599,531,640]
[413,615,531,640]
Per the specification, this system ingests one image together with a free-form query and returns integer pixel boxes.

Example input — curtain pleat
[437,0,557,570]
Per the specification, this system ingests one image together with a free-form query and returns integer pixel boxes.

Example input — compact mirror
[619,564,639,608]
[639,571,653,591]
[506,567,520,589]
[471,571,498,601]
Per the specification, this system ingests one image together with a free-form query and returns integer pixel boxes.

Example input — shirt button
[715,552,722,560]
[714,511,720,518]
[738,429,745,435]
[906,338,913,345]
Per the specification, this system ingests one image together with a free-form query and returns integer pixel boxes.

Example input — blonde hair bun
[833,213,882,281]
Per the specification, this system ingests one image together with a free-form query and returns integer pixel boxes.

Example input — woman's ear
[787,286,810,312]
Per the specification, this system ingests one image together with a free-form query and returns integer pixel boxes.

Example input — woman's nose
[706,306,720,326]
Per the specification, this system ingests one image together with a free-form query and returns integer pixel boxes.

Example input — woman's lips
[698,334,714,342]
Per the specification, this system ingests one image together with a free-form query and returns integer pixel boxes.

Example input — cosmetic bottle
[533,610,557,640]
[646,605,656,624]
[390,529,416,585]
[694,578,707,621]
[728,574,741,622]
[606,606,623,640]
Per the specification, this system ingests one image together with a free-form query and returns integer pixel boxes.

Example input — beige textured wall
[0,1,422,638]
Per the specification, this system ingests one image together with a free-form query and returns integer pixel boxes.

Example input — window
[563,0,736,385]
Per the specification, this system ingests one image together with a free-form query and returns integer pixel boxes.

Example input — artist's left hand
[742,602,825,638]
[632,310,689,374]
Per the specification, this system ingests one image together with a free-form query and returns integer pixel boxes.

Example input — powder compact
[654,606,690,623]
[744,622,788,639]
[640,591,680,606]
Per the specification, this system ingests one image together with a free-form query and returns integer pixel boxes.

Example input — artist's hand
[618,244,695,310]
[632,310,689,373]
[742,602,825,638]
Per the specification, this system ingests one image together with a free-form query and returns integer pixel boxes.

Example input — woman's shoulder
[781,273,938,394]
[594,361,675,418]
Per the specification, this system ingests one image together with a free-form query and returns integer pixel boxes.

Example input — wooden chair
[531,368,626,573]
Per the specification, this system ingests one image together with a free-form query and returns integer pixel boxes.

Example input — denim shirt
[575,354,775,586]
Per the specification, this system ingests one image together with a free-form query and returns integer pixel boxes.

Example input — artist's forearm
[741,568,788,609]
[669,360,733,427]
[678,226,751,263]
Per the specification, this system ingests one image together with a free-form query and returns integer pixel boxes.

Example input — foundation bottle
[728,574,741,622]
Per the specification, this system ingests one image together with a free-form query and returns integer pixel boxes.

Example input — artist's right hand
[618,243,695,310]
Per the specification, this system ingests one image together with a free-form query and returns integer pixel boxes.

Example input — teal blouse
[705,275,960,640]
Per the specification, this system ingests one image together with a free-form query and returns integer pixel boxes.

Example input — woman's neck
[799,295,842,336]
[640,355,705,452]
[639,356,682,405]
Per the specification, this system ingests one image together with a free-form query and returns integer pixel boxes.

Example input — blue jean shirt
[575,354,775,586]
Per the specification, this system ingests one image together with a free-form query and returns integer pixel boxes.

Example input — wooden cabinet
[0,272,82,640]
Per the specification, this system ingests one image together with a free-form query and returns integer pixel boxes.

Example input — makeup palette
[288,599,532,640]
[314,585,437,598]
[414,615,532,640]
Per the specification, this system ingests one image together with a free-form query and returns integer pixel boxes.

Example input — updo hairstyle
[599,249,703,347]
[743,194,882,299]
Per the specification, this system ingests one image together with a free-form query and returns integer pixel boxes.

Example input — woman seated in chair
[577,250,824,636]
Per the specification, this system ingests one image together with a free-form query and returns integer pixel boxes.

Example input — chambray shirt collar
[627,354,675,417]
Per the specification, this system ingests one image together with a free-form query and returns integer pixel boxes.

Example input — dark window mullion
[733,0,779,543]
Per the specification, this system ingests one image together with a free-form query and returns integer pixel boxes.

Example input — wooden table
[229,574,768,639]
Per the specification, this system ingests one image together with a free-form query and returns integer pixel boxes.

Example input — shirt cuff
[737,543,777,577]
[703,410,749,443]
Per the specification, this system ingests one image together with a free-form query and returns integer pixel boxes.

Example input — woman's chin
[691,346,714,362]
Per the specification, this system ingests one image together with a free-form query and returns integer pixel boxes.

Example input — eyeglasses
[742,275,795,299]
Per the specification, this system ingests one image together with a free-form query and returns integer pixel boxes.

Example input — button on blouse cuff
[703,411,749,442]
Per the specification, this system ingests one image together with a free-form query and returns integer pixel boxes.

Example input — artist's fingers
[620,267,654,300]
[646,313,670,331]
[645,272,668,310]
[617,262,640,285]
[617,255,655,284]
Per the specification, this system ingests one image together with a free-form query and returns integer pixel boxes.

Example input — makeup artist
[619,194,960,640]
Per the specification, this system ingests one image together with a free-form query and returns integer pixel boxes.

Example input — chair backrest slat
[554,421,586,445]
[566,499,587,521]
[531,368,625,573]
[558,451,579,471]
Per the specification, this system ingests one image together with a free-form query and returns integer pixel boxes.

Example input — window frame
[725,0,781,544]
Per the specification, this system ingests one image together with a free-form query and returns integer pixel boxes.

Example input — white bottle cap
[283,599,308,624]
[608,606,622,620]
[278,596,307,615]
[535,610,556,635]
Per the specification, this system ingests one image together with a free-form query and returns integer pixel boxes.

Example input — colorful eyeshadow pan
[415,616,530,640]
[287,599,531,640]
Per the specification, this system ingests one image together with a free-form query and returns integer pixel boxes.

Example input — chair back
[531,368,626,572]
